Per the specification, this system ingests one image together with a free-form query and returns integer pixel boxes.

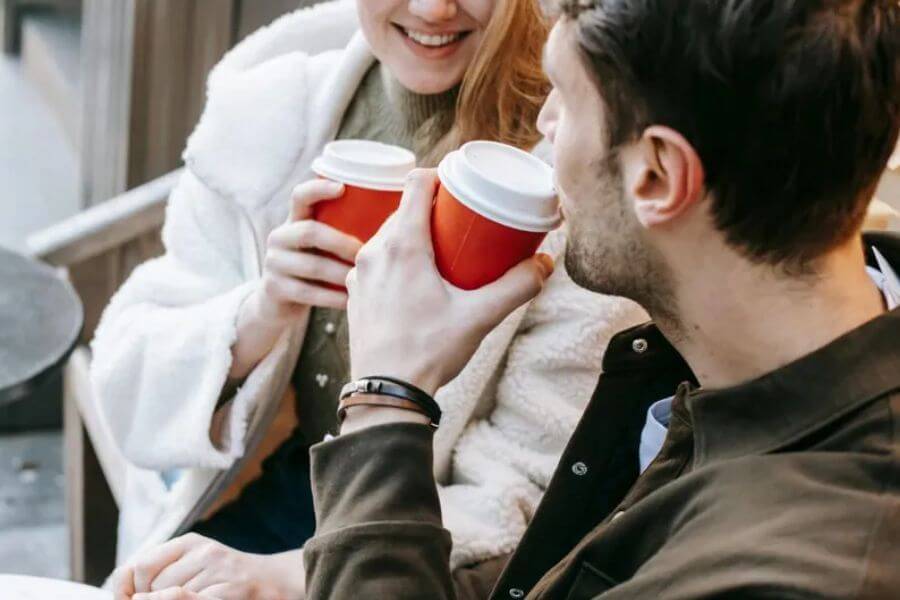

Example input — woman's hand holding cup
[251,179,364,321]
[230,179,363,381]
[231,140,413,382]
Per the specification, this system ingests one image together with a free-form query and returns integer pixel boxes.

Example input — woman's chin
[390,68,465,95]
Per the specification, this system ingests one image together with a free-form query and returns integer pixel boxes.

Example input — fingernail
[535,253,555,279]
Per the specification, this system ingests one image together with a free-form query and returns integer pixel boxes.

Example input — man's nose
[408,0,458,22]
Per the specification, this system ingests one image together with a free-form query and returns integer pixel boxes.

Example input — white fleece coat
[90,0,647,569]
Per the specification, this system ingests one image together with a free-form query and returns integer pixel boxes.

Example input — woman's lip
[393,23,470,36]
[393,24,471,60]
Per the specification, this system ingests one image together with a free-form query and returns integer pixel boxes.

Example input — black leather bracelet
[339,376,442,427]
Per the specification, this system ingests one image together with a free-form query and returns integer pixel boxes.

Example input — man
[141,0,899,599]
[302,0,900,598]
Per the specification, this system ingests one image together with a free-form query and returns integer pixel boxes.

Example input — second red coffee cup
[433,141,561,290]
[311,140,416,243]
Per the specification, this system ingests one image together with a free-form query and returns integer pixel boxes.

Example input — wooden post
[64,349,119,586]
[79,0,137,206]
[79,0,235,207]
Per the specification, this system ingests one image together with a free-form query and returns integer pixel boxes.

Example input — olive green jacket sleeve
[304,422,502,600]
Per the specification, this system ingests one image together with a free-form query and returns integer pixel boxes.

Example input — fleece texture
[90,0,647,569]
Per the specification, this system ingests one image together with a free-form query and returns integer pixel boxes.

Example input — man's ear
[630,126,705,227]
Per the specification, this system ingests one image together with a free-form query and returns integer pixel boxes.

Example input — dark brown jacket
[304,233,900,599]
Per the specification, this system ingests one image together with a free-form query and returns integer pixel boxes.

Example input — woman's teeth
[403,28,463,47]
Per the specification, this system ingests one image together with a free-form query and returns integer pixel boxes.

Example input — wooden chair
[17,0,326,584]
[28,169,178,585]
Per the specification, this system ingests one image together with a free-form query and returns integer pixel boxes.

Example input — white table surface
[0,575,111,599]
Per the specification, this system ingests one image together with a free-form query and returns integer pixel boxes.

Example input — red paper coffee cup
[310,140,416,290]
[311,140,416,243]
[433,141,561,290]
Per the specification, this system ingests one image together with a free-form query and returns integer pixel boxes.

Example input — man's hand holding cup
[344,165,555,432]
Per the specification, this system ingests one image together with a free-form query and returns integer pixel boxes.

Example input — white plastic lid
[311,140,416,191]
[437,141,560,232]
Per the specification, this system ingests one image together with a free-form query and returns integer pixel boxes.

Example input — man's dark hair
[559,0,900,268]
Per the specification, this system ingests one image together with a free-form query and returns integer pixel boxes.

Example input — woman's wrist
[241,286,293,330]
[229,288,301,380]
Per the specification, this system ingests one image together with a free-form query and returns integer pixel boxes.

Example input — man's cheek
[554,152,583,202]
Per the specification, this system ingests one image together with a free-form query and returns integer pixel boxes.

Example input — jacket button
[316,373,330,388]
[324,322,337,335]
[632,338,649,354]
[571,461,588,476]
[509,589,525,598]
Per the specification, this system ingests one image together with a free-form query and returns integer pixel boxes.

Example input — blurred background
[0,0,898,589]
[0,0,309,584]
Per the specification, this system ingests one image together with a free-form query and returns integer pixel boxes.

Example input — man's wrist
[349,370,442,398]
[340,401,431,435]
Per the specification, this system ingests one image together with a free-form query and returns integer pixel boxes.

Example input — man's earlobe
[632,126,705,227]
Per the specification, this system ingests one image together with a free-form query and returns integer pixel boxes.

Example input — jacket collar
[687,306,900,467]
[688,232,900,467]
[603,232,900,468]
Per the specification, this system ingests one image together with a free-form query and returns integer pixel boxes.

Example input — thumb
[133,589,210,600]
[469,253,554,328]
[113,566,136,600]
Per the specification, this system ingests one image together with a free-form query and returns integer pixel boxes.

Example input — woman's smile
[392,23,474,60]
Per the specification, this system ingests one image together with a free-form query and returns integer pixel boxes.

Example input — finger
[269,221,363,263]
[131,537,193,592]
[113,566,136,600]
[289,179,345,222]
[266,248,353,286]
[133,588,211,600]
[468,254,554,328]
[180,568,218,594]
[198,583,245,600]
[266,275,348,310]
[396,168,439,234]
[151,555,205,593]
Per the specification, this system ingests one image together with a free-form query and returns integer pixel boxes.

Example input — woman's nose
[408,0,458,21]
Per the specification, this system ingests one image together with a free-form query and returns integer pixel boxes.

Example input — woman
[94,0,646,598]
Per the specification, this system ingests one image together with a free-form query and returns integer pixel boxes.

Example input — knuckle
[204,543,225,560]
[355,246,374,268]
[295,220,316,244]
[262,276,277,294]
[291,181,312,199]
[304,260,323,280]
[132,565,151,587]
[384,238,415,258]
[406,168,431,184]
[263,276,283,300]
[285,279,309,302]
